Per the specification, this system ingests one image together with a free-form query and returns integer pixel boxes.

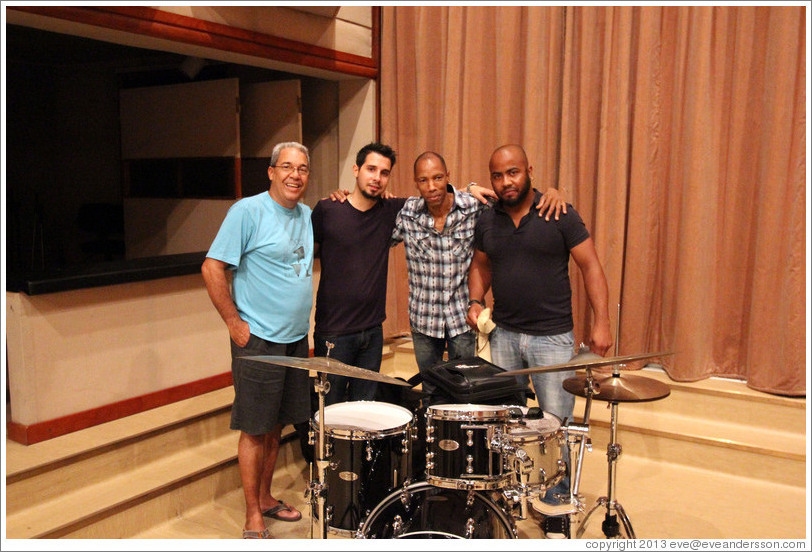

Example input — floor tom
[312,401,414,535]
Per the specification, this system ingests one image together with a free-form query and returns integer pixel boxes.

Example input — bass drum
[358,481,516,539]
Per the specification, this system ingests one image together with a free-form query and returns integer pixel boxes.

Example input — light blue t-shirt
[206,192,313,343]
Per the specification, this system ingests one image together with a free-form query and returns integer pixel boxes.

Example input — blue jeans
[314,325,383,406]
[411,329,476,396]
[491,327,575,504]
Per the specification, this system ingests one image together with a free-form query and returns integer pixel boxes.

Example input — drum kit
[245,344,674,540]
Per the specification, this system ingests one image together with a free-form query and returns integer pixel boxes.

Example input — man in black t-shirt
[311,142,406,404]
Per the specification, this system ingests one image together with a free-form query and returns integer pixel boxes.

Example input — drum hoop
[314,401,415,438]
[427,404,510,421]
[428,413,508,423]
[359,480,516,539]
[505,425,562,441]
[425,474,510,491]
[392,531,464,539]
[505,433,558,445]
[310,420,412,440]
[504,410,562,438]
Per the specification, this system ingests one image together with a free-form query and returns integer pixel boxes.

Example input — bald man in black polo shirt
[466,144,611,538]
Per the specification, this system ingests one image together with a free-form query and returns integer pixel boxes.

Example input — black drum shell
[425,404,509,489]
[359,481,516,539]
[312,402,414,534]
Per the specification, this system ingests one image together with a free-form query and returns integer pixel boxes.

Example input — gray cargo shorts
[229,334,310,435]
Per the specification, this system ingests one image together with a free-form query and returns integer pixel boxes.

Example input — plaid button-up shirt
[391,186,485,339]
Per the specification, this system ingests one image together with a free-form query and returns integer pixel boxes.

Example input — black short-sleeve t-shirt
[473,189,590,336]
[311,196,408,335]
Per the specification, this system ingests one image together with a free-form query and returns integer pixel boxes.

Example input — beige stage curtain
[380,6,806,396]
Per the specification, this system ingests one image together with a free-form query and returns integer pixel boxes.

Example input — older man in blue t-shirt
[202,141,313,539]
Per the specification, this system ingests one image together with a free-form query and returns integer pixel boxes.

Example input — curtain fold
[380,5,806,396]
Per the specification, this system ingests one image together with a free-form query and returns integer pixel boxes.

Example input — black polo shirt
[473,189,590,335]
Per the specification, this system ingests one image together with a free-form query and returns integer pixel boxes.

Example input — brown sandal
[262,501,302,522]
[242,528,271,539]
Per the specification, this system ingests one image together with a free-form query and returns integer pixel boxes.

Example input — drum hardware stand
[576,308,635,539]
[306,341,334,540]
[571,367,595,499]
[566,363,597,539]
[575,366,636,539]
[563,356,671,540]
[564,419,591,514]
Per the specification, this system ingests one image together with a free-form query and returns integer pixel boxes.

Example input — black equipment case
[423,356,530,406]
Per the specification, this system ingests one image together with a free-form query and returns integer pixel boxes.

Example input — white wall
[5,267,323,427]
[6,276,228,425]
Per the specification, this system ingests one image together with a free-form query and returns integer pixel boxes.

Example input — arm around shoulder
[465,183,498,204]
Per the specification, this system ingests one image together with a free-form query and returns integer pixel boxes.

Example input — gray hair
[269,141,310,167]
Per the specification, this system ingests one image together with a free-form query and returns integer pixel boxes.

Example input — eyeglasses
[271,163,310,176]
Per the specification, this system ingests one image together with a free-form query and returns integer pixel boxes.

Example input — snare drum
[312,401,414,535]
[503,408,565,497]
[425,404,510,490]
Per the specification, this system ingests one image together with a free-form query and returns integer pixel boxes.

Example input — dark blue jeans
[411,329,476,396]
[314,325,383,406]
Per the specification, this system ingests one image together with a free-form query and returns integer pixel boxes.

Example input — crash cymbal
[494,350,674,377]
[241,355,412,387]
[563,373,671,402]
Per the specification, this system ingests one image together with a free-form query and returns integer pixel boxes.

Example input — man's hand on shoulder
[465,182,498,204]
[326,189,351,202]
[325,189,398,201]
[535,187,568,221]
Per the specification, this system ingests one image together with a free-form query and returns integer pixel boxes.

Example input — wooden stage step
[574,368,806,488]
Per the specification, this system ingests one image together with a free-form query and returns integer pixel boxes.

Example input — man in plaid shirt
[392,151,565,396]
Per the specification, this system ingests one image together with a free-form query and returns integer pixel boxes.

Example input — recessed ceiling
[5,24,178,66]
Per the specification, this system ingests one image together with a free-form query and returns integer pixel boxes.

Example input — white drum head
[314,400,413,432]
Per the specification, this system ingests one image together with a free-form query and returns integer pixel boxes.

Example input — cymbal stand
[576,362,636,539]
[307,342,334,539]
[576,304,635,538]
[570,366,595,501]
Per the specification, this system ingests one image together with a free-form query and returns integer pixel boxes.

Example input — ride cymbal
[494,350,674,377]
[563,373,671,402]
[241,355,412,386]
